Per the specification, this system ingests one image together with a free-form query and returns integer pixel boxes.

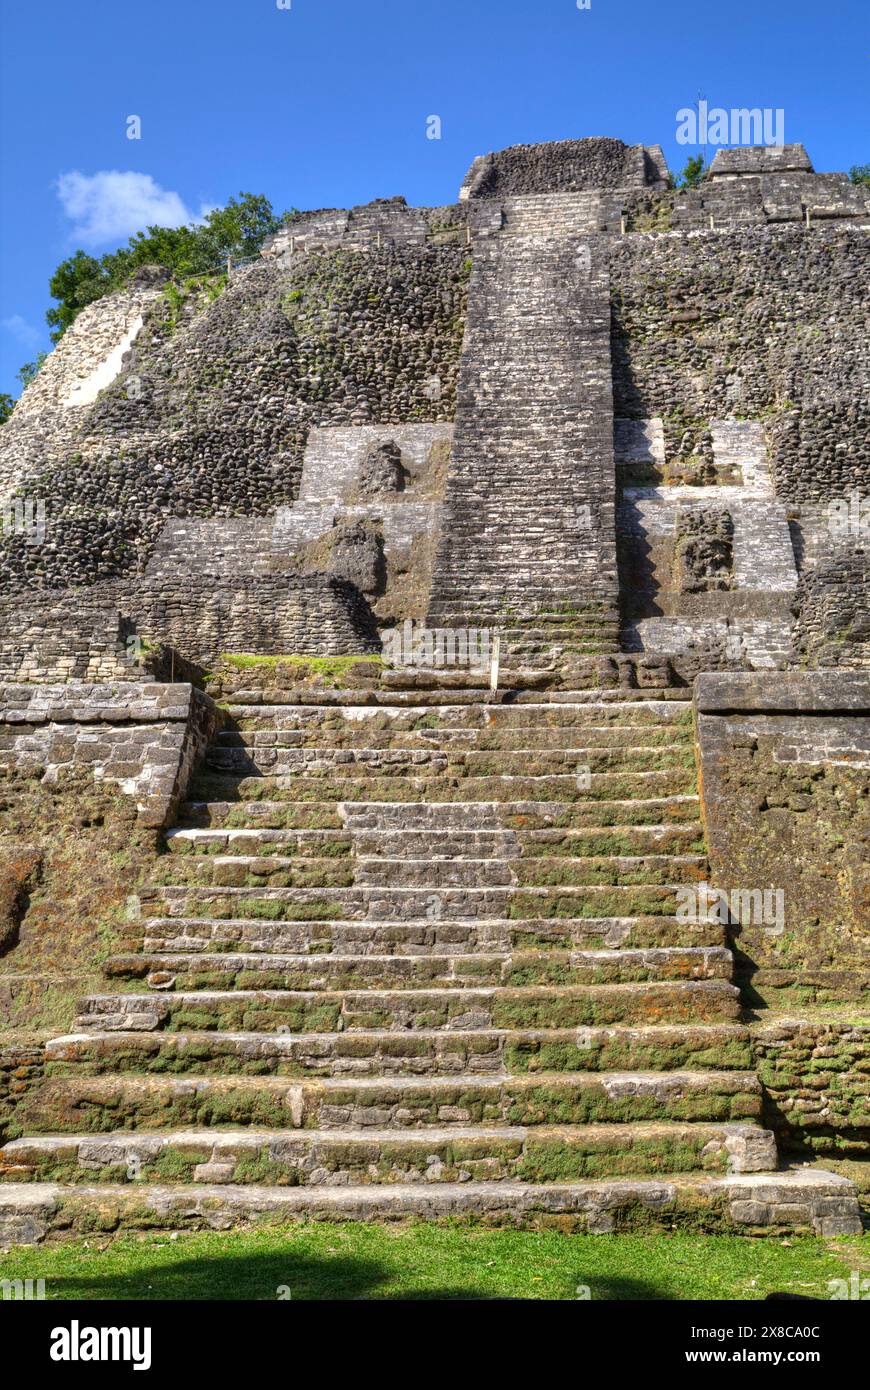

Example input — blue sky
[0,0,867,397]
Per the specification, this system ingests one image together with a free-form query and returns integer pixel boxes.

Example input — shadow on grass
[37,1249,666,1302]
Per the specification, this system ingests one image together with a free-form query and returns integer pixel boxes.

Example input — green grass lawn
[3,1224,868,1301]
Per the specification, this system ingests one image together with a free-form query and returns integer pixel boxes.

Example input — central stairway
[0,685,861,1239]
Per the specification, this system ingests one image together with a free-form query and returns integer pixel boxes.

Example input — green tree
[849,164,870,187]
[46,250,112,341]
[0,392,15,425]
[44,193,291,344]
[99,224,203,286]
[677,155,706,189]
[16,353,48,389]
[197,193,291,264]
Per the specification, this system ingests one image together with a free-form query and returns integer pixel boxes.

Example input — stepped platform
[0,686,859,1242]
[0,1171,860,1244]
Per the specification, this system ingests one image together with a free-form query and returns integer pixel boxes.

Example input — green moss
[218,653,383,683]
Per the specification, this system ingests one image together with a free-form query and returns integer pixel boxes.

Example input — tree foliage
[16,354,48,389]
[676,155,706,189]
[849,164,870,188]
[45,193,291,343]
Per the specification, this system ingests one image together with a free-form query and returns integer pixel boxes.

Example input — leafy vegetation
[676,155,706,189]
[45,193,292,343]
[219,653,383,679]
[0,392,14,425]
[15,353,48,389]
[849,164,870,188]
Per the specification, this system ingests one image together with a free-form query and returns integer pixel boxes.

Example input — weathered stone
[357,440,406,498]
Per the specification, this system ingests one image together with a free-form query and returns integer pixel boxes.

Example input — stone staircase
[0,686,861,1241]
[427,222,619,652]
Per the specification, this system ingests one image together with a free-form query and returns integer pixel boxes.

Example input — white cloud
[55,170,207,247]
[2,314,41,348]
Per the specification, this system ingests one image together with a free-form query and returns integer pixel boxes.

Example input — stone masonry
[0,683,861,1239]
[427,225,618,645]
[0,137,866,1243]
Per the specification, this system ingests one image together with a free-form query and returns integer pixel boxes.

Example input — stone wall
[128,572,379,666]
[0,571,379,678]
[672,145,869,230]
[0,598,133,682]
[262,198,468,258]
[144,517,277,580]
[695,673,870,1010]
[0,276,166,507]
[0,1043,43,1141]
[617,420,798,673]
[793,549,870,669]
[752,1020,869,1159]
[611,220,868,670]
[0,241,469,591]
[459,138,669,199]
[610,225,869,492]
[0,682,221,827]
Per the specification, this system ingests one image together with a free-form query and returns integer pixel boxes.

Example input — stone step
[181,803,348,832]
[74,979,741,1033]
[516,826,705,855]
[1,1170,860,1242]
[203,745,695,776]
[136,913,727,955]
[512,854,708,889]
[15,1069,763,1135]
[43,1022,754,1078]
[189,770,697,803]
[1,1120,778,1185]
[227,694,692,721]
[498,798,701,829]
[500,623,616,637]
[215,724,693,752]
[504,641,615,657]
[104,946,733,992]
[149,852,709,891]
[500,622,619,637]
[378,665,597,688]
[166,828,355,857]
[222,688,692,711]
[152,856,361,890]
[180,795,701,832]
[165,823,706,859]
[148,882,707,922]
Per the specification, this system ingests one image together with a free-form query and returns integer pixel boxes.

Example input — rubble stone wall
[695,673,870,1010]
[0,681,221,827]
[752,1020,870,1159]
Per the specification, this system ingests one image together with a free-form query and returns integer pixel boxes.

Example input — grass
[219,653,382,673]
[3,1225,868,1301]
[216,654,384,687]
